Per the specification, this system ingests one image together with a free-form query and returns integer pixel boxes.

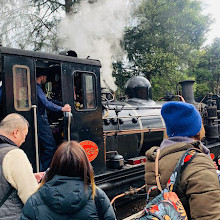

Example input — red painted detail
[172,201,177,210]
[79,140,99,162]
[184,155,192,162]
[151,205,159,213]
[210,153,215,160]
[127,156,146,165]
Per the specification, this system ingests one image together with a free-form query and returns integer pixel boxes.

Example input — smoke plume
[58,0,132,91]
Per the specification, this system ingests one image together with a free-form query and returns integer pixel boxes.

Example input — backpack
[136,148,201,220]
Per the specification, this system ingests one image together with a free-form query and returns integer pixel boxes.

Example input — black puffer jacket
[20,175,116,220]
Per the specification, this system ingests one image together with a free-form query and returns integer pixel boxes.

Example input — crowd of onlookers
[1,101,220,219]
[0,113,116,220]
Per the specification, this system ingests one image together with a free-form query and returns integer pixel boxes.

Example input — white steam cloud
[58,0,132,91]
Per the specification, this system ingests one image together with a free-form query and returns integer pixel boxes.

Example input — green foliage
[194,83,210,102]
[151,70,188,100]
[114,0,211,99]
[112,62,132,94]
[190,38,220,97]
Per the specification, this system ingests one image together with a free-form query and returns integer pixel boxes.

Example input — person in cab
[36,68,71,171]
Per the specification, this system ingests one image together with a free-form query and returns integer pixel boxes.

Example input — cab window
[73,72,97,110]
[13,65,31,111]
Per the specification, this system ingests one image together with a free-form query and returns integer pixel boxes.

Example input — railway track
[113,196,146,220]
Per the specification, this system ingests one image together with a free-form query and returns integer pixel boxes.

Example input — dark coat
[20,175,116,220]
[145,140,220,220]
[0,143,23,220]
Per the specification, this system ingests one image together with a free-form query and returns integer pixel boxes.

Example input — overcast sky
[201,0,220,45]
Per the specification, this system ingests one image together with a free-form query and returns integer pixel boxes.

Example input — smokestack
[178,80,196,104]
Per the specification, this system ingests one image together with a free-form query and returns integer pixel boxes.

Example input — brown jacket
[145,140,220,220]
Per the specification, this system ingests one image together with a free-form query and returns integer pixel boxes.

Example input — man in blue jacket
[36,69,71,171]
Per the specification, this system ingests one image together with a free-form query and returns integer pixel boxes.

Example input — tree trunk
[65,0,73,14]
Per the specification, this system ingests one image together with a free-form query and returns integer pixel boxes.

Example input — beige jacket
[145,141,220,220]
[3,148,38,204]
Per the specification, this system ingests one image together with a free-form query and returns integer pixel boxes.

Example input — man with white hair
[0,113,38,219]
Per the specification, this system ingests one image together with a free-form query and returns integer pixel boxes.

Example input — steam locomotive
[0,46,220,211]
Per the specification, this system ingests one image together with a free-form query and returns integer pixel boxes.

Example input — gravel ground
[114,197,146,220]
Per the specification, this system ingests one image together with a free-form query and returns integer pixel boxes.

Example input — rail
[123,211,143,220]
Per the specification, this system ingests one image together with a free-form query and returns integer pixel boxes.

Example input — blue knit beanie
[161,101,202,137]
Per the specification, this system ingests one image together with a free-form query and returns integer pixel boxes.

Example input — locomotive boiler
[102,76,164,169]
[98,76,166,200]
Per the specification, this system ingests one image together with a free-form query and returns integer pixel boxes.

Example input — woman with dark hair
[20,141,116,220]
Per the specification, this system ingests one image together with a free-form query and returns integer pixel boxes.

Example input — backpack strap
[155,149,162,192]
[167,148,202,192]
[154,147,203,193]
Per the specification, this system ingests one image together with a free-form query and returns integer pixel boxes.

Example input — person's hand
[62,104,71,112]
[34,172,45,183]
[218,158,220,166]
[213,161,218,170]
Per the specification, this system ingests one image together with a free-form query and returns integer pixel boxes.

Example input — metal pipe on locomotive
[177,80,220,158]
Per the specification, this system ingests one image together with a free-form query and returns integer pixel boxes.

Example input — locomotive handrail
[104,127,166,136]
[103,114,162,120]
[32,105,40,173]
[68,113,71,142]
[103,108,109,118]
[105,106,162,110]
[64,112,72,142]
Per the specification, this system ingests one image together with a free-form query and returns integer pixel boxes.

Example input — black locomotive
[0,46,220,213]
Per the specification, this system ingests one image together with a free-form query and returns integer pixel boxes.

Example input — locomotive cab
[0,46,105,174]
[0,46,167,208]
